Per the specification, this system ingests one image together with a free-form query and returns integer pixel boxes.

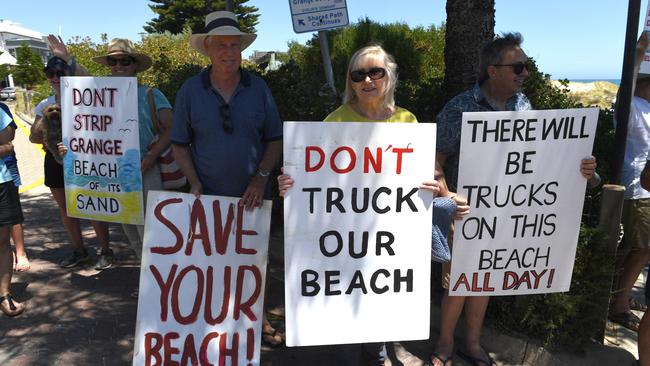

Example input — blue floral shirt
[436,83,531,191]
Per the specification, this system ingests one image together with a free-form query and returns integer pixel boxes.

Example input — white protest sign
[642,1,650,74]
[61,76,143,224]
[133,191,271,366]
[449,108,598,296]
[283,121,435,347]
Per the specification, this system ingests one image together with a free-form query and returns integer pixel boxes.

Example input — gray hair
[478,32,524,83]
[343,45,397,109]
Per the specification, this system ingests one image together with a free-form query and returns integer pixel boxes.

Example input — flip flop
[629,298,647,312]
[609,311,641,332]
[457,348,496,366]
[429,351,453,366]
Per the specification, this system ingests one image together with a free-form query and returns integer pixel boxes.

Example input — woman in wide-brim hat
[189,10,257,56]
[92,38,152,73]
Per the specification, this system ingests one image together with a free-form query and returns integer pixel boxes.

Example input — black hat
[44,56,69,74]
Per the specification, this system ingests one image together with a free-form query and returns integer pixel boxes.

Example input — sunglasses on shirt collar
[220,104,233,133]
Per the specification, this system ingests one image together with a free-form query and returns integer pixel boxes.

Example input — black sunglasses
[107,57,135,67]
[350,67,386,83]
[220,104,233,133]
[45,70,65,79]
[493,61,530,75]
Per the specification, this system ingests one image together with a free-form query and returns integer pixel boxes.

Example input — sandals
[0,294,25,317]
[430,351,453,366]
[457,348,496,366]
[609,311,641,332]
[629,298,647,312]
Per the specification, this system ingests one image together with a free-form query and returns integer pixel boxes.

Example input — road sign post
[289,0,349,93]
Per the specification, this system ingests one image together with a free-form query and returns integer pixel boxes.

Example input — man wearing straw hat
[171,10,283,345]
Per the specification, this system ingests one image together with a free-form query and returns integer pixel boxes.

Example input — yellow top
[324,103,418,123]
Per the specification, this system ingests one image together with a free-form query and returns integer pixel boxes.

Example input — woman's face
[350,55,387,106]
[107,55,137,77]
[45,68,65,95]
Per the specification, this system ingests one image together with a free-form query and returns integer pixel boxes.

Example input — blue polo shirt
[171,68,282,198]
[0,108,14,184]
[436,83,531,191]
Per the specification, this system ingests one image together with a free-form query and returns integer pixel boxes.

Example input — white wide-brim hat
[189,11,257,56]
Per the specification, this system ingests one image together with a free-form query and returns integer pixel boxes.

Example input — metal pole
[318,30,336,93]
[225,0,234,12]
[612,0,641,184]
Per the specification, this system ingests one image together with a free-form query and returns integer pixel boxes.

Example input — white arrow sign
[289,0,349,33]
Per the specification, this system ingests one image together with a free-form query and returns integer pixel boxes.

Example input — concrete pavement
[0,100,644,365]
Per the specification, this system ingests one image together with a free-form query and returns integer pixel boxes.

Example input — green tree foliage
[0,64,11,82]
[144,0,259,34]
[12,43,45,89]
[263,18,446,121]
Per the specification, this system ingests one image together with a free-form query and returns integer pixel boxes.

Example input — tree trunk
[442,0,495,103]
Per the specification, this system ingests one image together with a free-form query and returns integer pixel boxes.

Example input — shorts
[622,198,650,250]
[0,181,24,226]
[44,150,64,188]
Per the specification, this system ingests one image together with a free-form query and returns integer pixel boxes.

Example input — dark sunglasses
[107,57,135,67]
[45,70,66,79]
[220,104,233,133]
[350,67,386,83]
[493,61,530,75]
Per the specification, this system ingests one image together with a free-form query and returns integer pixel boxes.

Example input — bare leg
[433,292,466,365]
[11,223,29,271]
[612,248,650,313]
[0,225,23,315]
[463,296,491,359]
[50,187,84,250]
[90,220,110,252]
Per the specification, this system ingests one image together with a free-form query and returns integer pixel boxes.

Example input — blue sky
[0,0,639,79]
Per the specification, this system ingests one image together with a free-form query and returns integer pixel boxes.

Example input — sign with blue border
[289,0,349,33]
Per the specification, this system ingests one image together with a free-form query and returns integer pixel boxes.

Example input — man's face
[206,35,242,75]
[490,46,529,96]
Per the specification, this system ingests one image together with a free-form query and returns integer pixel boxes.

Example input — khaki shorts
[622,198,650,250]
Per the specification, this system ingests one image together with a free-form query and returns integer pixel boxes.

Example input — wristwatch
[257,169,271,178]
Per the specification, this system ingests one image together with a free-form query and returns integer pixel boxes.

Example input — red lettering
[233,265,262,321]
[199,332,219,366]
[330,146,356,173]
[214,200,235,254]
[236,205,258,255]
[246,328,255,362]
[205,266,231,325]
[452,273,469,292]
[305,146,325,172]
[171,265,204,325]
[163,332,180,366]
[392,146,414,174]
[144,332,163,366]
[150,264,177,321]
[502,271,518,290]
[180,334,198,366]
[363,147,382,173]
[150,198,184,255]
[218,332,239,366]
[186,199,211,256]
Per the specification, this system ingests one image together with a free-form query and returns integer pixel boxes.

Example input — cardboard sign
[61,76,144,224]
[449,108,598,296]
[283,121,435,347]
[133,191,272,366]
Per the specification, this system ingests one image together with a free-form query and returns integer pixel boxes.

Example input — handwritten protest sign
[61,76,143,224]
[449,108,598,296]
[283,122,435,347]
[133,191,271,366]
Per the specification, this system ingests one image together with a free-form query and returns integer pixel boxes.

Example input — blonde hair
[343,45,397,109]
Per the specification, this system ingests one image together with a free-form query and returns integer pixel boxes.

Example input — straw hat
[189,11,257,56]
[92,38,152,73]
